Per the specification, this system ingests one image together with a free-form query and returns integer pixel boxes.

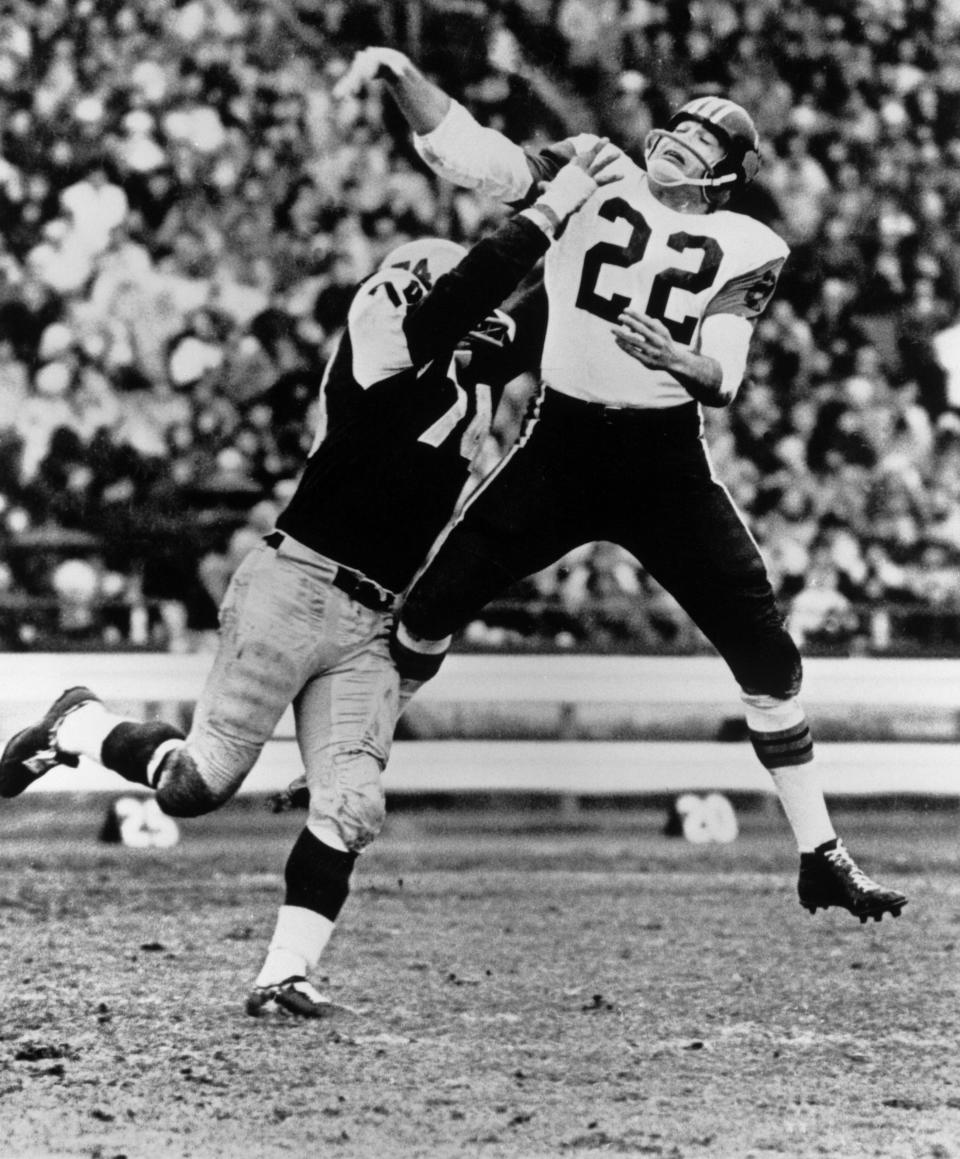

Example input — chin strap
[648,166,737,190]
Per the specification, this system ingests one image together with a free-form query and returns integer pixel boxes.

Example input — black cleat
[245,976,333,1019]
[0,686,101,798]
[798,838,908,923]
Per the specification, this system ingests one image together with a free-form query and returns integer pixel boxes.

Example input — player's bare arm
[612,309,727,407]
[612,307,754,408]
[334,46,451,134]
[335,45,600,201]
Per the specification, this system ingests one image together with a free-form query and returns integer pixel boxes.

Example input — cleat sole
[801,898,908,922]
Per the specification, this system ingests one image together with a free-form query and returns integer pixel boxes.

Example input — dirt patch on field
[0,799,957,1158]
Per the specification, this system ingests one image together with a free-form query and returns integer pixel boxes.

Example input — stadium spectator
[0,0,957,656]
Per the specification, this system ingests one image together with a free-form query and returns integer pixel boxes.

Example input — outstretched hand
[568,138,624,187]
[333,46,412,100]
[533,137,624,226]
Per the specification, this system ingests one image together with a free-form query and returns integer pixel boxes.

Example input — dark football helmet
[644,95,761,205]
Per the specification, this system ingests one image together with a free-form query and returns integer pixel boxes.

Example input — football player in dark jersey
[337,47,908,926]
[0,142,621,1018]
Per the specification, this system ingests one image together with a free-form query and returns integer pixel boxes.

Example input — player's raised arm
[335,46,543,201]
[334,47,451,134]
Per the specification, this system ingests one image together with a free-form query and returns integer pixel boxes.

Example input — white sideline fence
[1,653,958,797]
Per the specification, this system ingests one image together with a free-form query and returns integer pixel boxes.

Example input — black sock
[101,721,185,787]
[284,827,358,922]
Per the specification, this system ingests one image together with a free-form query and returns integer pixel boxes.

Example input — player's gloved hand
[531,138,623,228]
[333,46,412,100]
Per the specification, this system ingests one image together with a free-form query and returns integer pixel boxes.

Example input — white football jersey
[542,163,789,407]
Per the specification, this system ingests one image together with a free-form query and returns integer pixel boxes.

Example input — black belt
[264,531,396,613]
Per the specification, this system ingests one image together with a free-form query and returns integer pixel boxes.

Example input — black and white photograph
[0,1,957,1156]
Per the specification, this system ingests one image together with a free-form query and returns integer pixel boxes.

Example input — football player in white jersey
[336,47,908,924]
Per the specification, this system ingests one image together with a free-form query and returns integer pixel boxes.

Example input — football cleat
[245,975,333,1019]
[0,686,101,798]
[798,838,908,923]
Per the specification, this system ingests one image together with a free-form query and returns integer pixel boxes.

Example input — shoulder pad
[713,210,790,263]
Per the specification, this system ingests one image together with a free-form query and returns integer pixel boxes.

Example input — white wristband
[533,165,597,223]
[520,205,559,237]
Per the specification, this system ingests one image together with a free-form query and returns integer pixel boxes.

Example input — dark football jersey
[277,215,548,593]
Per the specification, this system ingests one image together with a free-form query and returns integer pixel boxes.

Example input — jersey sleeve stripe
[703,256,785,320]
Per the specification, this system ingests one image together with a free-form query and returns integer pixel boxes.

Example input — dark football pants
[401,387,802,699]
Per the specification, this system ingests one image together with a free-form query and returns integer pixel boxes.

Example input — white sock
[254,905,335,987]
[55,702,129,765]
[741,692,835,853]
[767,764,836,853]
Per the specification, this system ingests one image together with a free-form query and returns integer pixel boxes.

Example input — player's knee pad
[389,618,450,682]
[154,747,229,818]
[310,750,386,853]
[284,826,357,921]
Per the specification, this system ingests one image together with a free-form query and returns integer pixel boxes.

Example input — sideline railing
[1,653,957,798]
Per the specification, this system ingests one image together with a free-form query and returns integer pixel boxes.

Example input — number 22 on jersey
[575,197,723,344]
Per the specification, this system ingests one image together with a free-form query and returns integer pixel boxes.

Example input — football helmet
[379,236,514,352]
[644,95,761,205]
[378,237,467,290]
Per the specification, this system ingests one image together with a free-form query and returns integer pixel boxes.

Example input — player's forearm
[377,57,452,135]
[665,349,734,407]
[404,216,550,364]
[678,313,752,406]
[414,101,535,201]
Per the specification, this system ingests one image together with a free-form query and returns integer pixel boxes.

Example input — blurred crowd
[0,0,959,654]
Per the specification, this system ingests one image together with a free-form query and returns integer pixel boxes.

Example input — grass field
[0,794,957,1159]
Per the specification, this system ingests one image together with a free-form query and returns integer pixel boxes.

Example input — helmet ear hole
[741,146,761,184]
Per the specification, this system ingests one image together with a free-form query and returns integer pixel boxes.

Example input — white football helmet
[378,236,513,351]
[378,237,467,290]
